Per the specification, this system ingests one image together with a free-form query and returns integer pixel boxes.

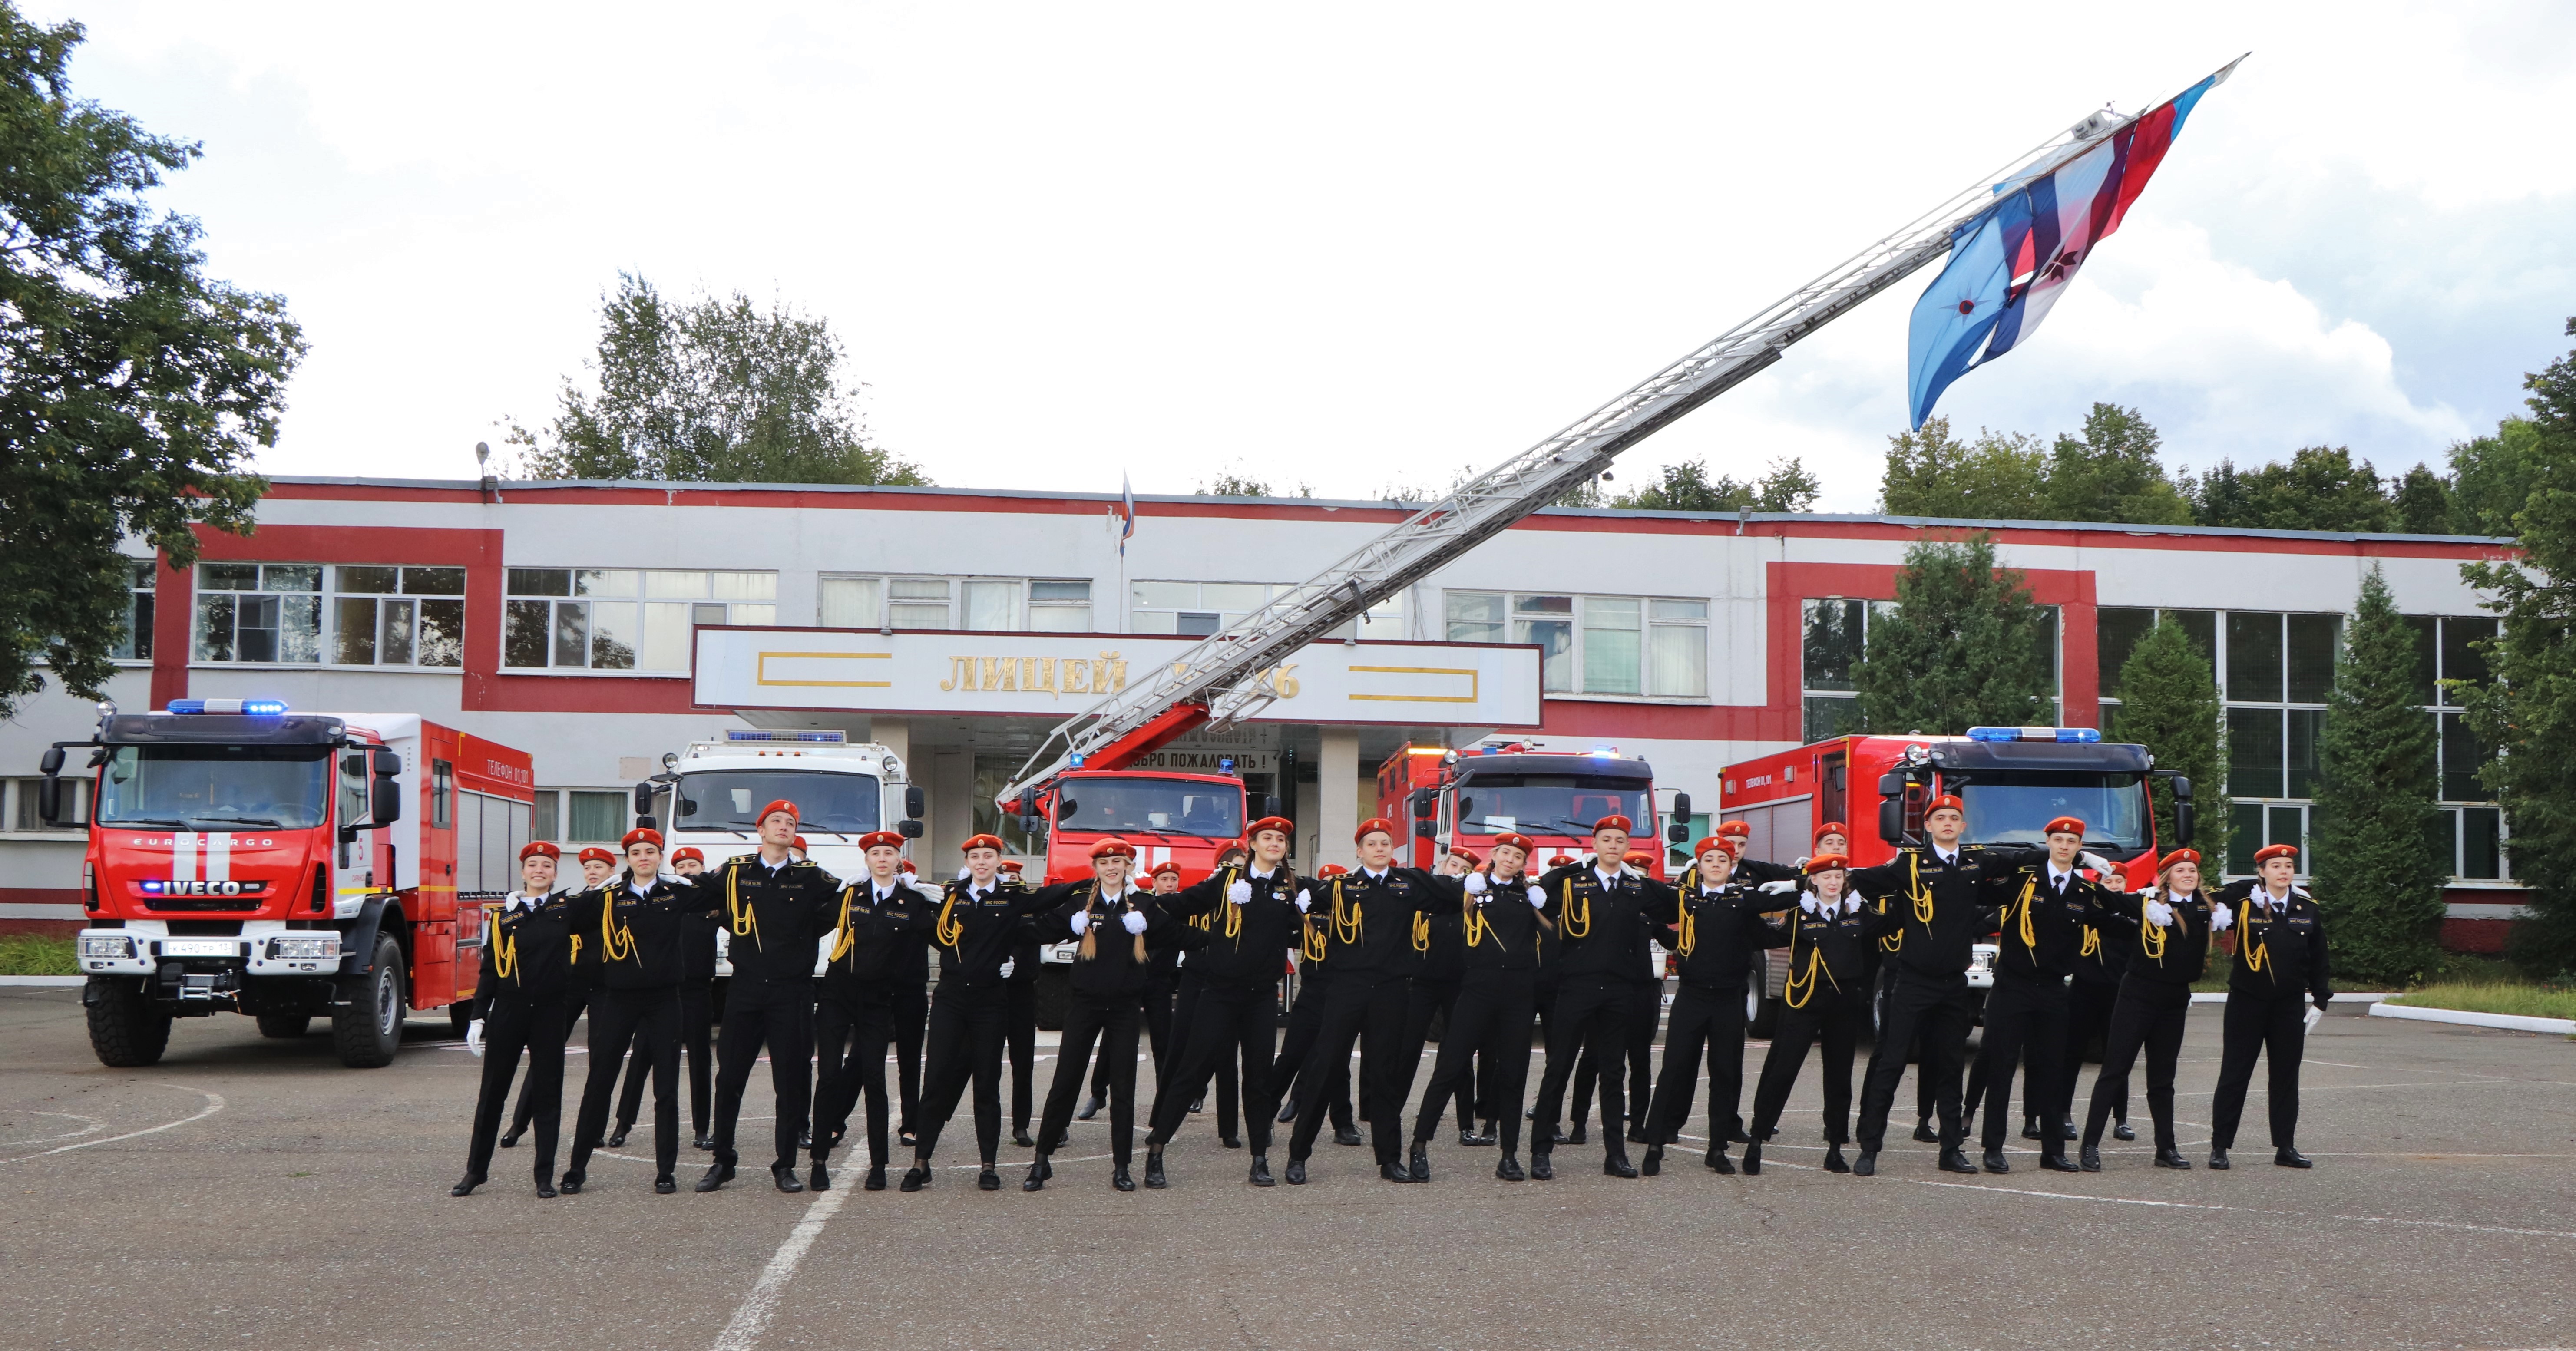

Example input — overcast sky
[37,1,2576,511]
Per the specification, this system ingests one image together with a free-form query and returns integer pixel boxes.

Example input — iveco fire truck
[1378,740,1684,879]
[1720,726,2192,1033]
[50,700,535,1068]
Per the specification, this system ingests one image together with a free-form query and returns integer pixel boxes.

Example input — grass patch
[0,934,77,976]
[2384,981,2576,1021]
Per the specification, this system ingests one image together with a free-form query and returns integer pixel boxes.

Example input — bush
[0,934,76,975]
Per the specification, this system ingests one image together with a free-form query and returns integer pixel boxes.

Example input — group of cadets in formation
[453,795,2334,1199]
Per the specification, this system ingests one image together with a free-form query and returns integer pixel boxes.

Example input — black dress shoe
[1191,1097,1206,1114]
[2113,1122,2136,1142]
[1380,1162,1415,1183]
[1912,1120,1940,1143]
[1012,1129,1034,1147]
[864,1166,886,1191]
[450,1173,486,1197]
[1529,1152,1554,1181]
[1409,1141,1430,1183]
[536,1180,558,1199]
[694,1133,716,1151]
[1626,1124,1651,1145]
[2062,1120,2079,1140]
[1640,1145,1662,1176]
[1822,1145,1850,1174]
[1982,1148,2010,1174]
[1333,1127,1364,1147]
[1023,1161,1047,1192]
[2208,1149,2231,1170]
[1077,1095,1104,1122]
[774,1165,805,1194]
[2274,1148,2312,1169]
[1728,1126,1753,1144]
[1495,1154,1526,1181]
[695,1163,735,1193]
[499,1128,522,1149]
[899,1165,931,1192]
[1276,1100,1299,1124]
[2155,1147,2191,1169]
[655,1175,677,1194]
[559,1173,584,1194]
[1566,1126,1589,1146]
[899,1128,918,1149]
[1940,1149,1981,1175]
[1283,1159,1307,1186]
[2020,1119,2042,1141]
[1249,1156,1275,1186]
[1852,1150,1876,1177]
[2080,1144,2102,1172]
[809,1162,832,1190]
[977,1166,1001,1190]
[1113,1167,1136,1192]
[1461,1126,1495,1146]
[1030,1155,1054,1186]
[1050,1131,1070,1150]
[1704,1149,1736,1176]
[2039,1154,2080,1173]
[799,1127,811,1148]
[1221,1136,1242,1150]
[1603,1154,1640,1179]
[1548,1127,1567,1144]
[608,1126,631,1148]
[1145,1153,1167,1189]
[1736,1144,1757,1176]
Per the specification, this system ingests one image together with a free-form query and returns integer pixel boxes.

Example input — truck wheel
[255,1013,310,1039]
[85,976,172,1067]
[333,935,406,1068]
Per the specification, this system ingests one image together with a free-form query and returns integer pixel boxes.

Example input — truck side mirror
[907,786,928,819]
[38,746,63,776]
[633,782,656,816]
[1414,818,1437,839]
[1410,788,1436,819]
[1667,819,1690,844]
[1878,771,1904,796]
[1262,794,1280,819]
[2173,802,2196,847]
[2170,776,2193,803]
[898,819,924,839]
[371,748,402,777]
[371,773,403,827]
[1670,791,1691,821]
[36,776,61,826]
[1878,798,1905,845]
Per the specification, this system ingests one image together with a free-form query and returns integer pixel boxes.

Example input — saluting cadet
[1411,832,1548,1180]
[454,841,577,1198]
[2080,847,2214,1171]
[1285,821,1450,1185]
[500,845,616,1150]
[1743,854,1876,1176]
[1640,836,1779,1176]
[809,831,929,1192]
[2208,843,2331,1170]
[694,802,840,1194]
[1149,827,1301,1185]
[1968,816,2118,1174]
[562,829,712,1195]
[1528,816,1667,1180]
[611,845,717,1153]
[1270,863,1360,1150]
[1023,839,1173,1192]
[905,835,1058,1191]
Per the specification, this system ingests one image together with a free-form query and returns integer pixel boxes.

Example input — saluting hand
[1759,879,1799,895]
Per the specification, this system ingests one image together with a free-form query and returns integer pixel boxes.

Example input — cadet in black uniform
[892,859,932,1150]
[1411,832,1549,1179]
[2080,846,2214,1170]
[500,845,615,1150]
[612,845,716,1152]
[1389,846,1480,1173]
[1146,819,1305,1186]
[1528,816,1667,1180]
[904,834,1058,1191]
[1968,815,2116,1174]
[999,859,1044,1148]
[1164,855,1247,1150]
[2064,855,2133,1145]
[1078,859,1187,1129]
[809,831,929,1192]
[1270,863,1359,1147]
[454,841,576,1197]
[1743,854,1877,1176]
[1023,839,1174,1191]
[1640,836,1781,1176]
[1285,821,1449,1185]
[1568,849,1664,1149]
[694,801,839,1193]
[562,829,714,1194]
[2208,843,2331,1169]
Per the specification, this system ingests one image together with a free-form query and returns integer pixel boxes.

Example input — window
[331,566,465,667]
[2208,611,2342,875]
[819,575,1094,632]
[532,790,560,843]
[111,560,155,661]
[2095,608,2215,733]
[431,759,454,830]
[2405,614,2508,882]
[193,562,466,668]
[9,778,88,831]
[566,789,629,842]
[194,563,322,663]
[1448,591,1704,698]
[504,569,775,672]
[1798,597,2060,739]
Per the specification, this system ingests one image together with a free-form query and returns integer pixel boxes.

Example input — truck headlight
[80,935,134,959]
[267,935,342,961]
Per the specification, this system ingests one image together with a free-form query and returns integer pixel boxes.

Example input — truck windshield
[96,745,331,829]
[678,771,881,834]
[1053,778,1243,838]
[1453,775,1651,837]
[1953,772,2151,852]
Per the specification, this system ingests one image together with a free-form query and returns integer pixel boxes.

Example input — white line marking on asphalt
[709,1186,846,1351]
[0,1086,224,1163]
[2,1111,104,1146]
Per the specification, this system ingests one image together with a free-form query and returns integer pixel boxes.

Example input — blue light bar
[1218,756,1237,775]
[166,698,288,716]
[2057,727,2101,743]
[1965,726,2102,743]
[1068,752,1086,769]
[724,729,846,743]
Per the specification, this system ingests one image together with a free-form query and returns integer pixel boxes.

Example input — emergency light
[166,699,289,716]
[724,729,845,743]
[1965,726,2101,743]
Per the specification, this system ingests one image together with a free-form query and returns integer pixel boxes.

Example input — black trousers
[2085,975,2190,1151]
[1856,972,1974,1151]
[914,981,1011,1163]
[892,977,928,1136]
[1039,993,1142,1166]
[1095,974,1175,1098]
[510,988,587,1136]
[1874,961,1946,1125]
[1644,983,1749,1149]
[1006,976,1038,1131]
[617,983,711,1136]
[1275,970,1354,1135]
[1573,979,1658,1131]
[1148,981,1277,1152]
[1976,974,2070,1157]
[1164,974,1240,1140]
[568,986,680,1182]
[466,997,566,1182]
[812,991,899,1167]
[1413,969,1534,1153]
[1531,976,1636,1159]
[2067,976,2126,1126]
[709,978,817,1173]
[1749,985,1868,1145]
[1289,972,1410,1163]
[1395,976,1476,1136]
[2211,988,2310,1152]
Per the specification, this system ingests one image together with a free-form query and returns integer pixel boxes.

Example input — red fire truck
[1378,740,1684,878]
[45,701,536,1069]
[1720,725,2192,1031]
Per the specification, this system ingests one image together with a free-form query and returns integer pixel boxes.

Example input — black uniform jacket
[1847,843,2039,981]
[1983,857,2115,982]
[930,876,1057,989]
[573,873,719,991]
[1310,865,1449,981]
[2214,881,2333,1005]
[2094,885,2214,987]
[1775,894,1877,1006]
[2070,894,2130,988]
[820,876,935,997]
[705,853,840,984]
[1036,880,1178,1001]
[1534,861,1667,983]
[474,889,576,1013]
[1458,871,1551,974]
[1658,875,1787,991]
[1165,863,1305,989]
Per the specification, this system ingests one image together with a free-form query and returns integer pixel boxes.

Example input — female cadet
[1412,831,1548,1181]
[2208,843,2331,1170]
[903,834,1057,1192]
[1144,819,1305,1187]
[610,845,718,1153]
[809,830,929,1192]
[1640,835,1779,1176]
[499,845,617,1150]
[1023,838,1171,1192]
[2079,847,2216,1171]
[454,841,576,1198]
[1742,854,1874,1176]
[562,829,711,1195]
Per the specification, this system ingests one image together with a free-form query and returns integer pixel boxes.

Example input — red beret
[960,833,1005,854]
[1354,818,1398,844]
[757,799,799,825]
[1246,815,1293,840]
[1623,850,1655,866]
[1447,846,1481,865]
[1547,853,1574,867]
[999,860,1024,874]
[2159,848,2201,870]
[1925,794,1966,815]
[620,827,663,851]
[1089,837,1136,860]
[669,846,703,864]
[2253,843,2298,866]
[1317,863,1348,878]
[1814,822,1849,843]
[1693,836,1739,859]
[518,841,560,862]
[2043,816,2087,838]
[899,859,916,872]
[1151,859,1181,876]
[578,846,615,865]
[1716,820,1751,839]
[858,831,904,851]
[1592,815,1634,835]
[1806,853,1849,874]
[792,836,810,852]
[1491,832,1534,854]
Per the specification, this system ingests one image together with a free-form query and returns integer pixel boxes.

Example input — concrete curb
[2370,1001,2575,1036]
[2188,991,2391,1005]
[0,975,84,988]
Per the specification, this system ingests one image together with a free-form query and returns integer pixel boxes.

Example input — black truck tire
[333,934,406,1068]
[255,1013,310,1039]
[85,976,172,1067]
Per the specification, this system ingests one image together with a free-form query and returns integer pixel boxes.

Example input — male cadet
[1415,832,1549,1180]
[1528,816,1668,1180]
[1284,820,1447,1185]
[1146,817,1308,1186]
[611,844,717,1152]
[998,858,1045,1149]
[810,831,928,1191]
[500,845,616,1150]
[2208,843,2332,1170]
[696,801,840,1194]
[1640,834,1777,1176]
[1969,816,2119,1174]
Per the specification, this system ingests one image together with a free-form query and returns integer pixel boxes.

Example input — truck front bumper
[77,922,343,979]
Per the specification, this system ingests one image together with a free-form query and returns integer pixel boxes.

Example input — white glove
[1464,872,1488,896]
[1069,912,1090,937]
[1294,889,1312,913]
[1121,910,1148,935]
[999,957,1016,979]
[2079,851,2115,875]
[1759,879,1799,895]
[1526,884,1545,908]
[1842,896,1862,915]
[2303,1004,2325,1032]
[2209,903,2234,931]
[1227,879,1252,904]
[2143,898,2175,928]
[1792,856,1810,869]
[465,1018,485,1057]
[957,866,972,881]
[1800,894,1825,916]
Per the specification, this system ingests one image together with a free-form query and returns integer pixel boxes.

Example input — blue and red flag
[1905,58,2241,428]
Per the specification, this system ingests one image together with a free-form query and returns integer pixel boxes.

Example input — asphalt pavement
[3,989,2570,1351]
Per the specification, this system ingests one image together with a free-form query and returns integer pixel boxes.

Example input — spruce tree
[1852,532,2050,734]
[2311,565,2446,984]
[2113,619,2229,866]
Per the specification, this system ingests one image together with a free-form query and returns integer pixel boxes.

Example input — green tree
[2188,446,2398,532]
[2457,319,2576,972]
[2112,618,2230,867]
[2310,565,2446,984]
[2044,403,2193,525]
[507,273,927,486]
[2449,416,2543,537]
[1878,417,2050,519]
[0,7,298,719]
[1852,532,2050,733]
[2390,463,2458,535]
[1612,456,1818,512]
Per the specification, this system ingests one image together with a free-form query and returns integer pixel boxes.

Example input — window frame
[1445,589,1707,702]
[1800,596,2059,738]
[501,568,777,674]
[818,574,1098,634]
[190,561,468,670]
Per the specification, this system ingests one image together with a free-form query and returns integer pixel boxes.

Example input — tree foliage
[2456,319,2576,972]
[2044,403,2194,525]
[2186,446,2401,533]
[0,7,297,717]
[1879,416,2050,519]
[1611,456,1818,513]
[2449,417,2544,538]
[1851,532,2050,734]
[507,273,926,486]
[2310,566,2446,984]
[2112,618,2229,868]
[1195,467,1311,498]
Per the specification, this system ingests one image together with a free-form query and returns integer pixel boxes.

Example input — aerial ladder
[999,91,2194,816]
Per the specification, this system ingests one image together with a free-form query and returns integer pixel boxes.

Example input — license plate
[162,939,241,958]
